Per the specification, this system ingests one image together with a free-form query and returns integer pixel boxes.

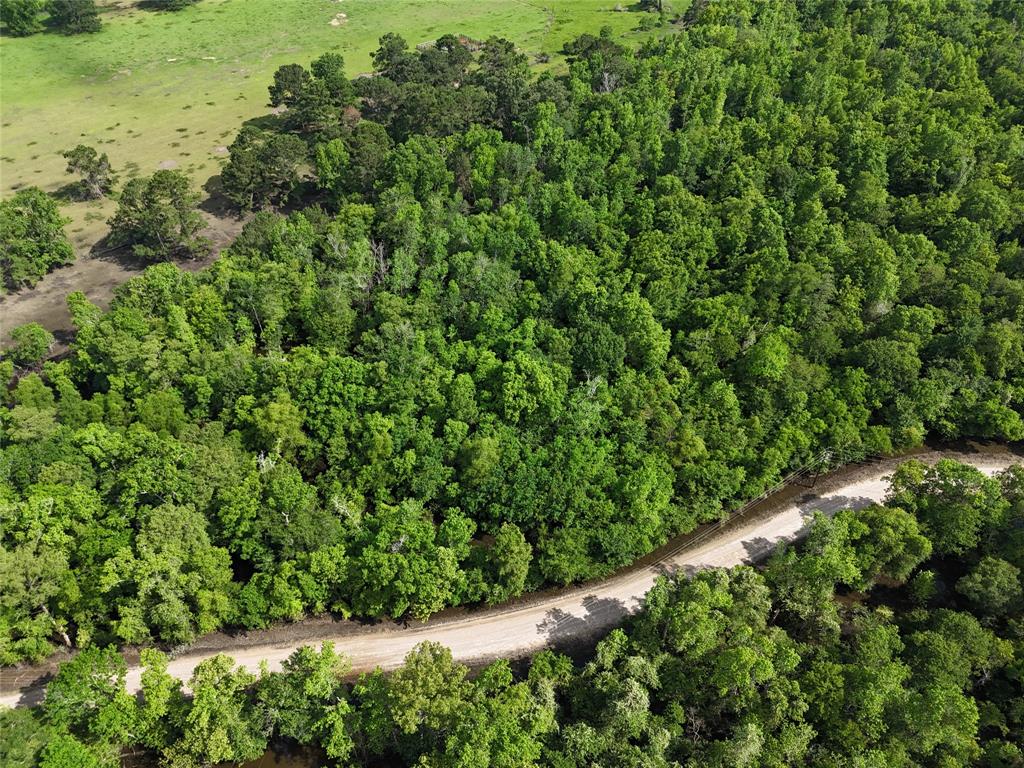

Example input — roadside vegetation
[3,457,1022,767]
[1,0,1023,668]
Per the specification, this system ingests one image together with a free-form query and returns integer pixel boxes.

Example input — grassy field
[0,0,650,251]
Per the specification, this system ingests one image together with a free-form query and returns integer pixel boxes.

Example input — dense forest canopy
[1,0,1023,663]
[5,457,1023,767]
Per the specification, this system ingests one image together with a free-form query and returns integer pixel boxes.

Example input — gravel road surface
[1,446,1017,708]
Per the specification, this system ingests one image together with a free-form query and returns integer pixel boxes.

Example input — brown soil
[0,210,246,352]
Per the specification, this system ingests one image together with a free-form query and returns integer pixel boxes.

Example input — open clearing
[3,444,1018,707]
[0,0,648,248]
[0,210,244,349]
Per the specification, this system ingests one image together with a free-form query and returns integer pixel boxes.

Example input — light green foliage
[66,290,102,330]
[831,504,933,587]
[255,642,352,757]
[387,642,470,741]
[485,522,533,603]
[6,322,55,366]
[0,708,52,767]
[102,503,235,645]
[167,654,266,767]
[38,735,106,768]
[956,556,1022,616]
[42,647,136,745]
[0,534,72,663]
[0,187,73,292]
[351,641,556,764]
[888,460,1008,555]
[314,138,350,203]
[136,649,184,749]
[347,500,461,620]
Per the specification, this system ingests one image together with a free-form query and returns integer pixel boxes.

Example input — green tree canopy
[0,187,73,292]
[107,170,209,261]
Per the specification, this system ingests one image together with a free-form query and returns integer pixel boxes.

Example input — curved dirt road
[1,446,1018,707]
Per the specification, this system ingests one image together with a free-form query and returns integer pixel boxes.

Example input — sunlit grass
[0,0,648,239]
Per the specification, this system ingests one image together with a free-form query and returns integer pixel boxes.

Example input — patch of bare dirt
[0,211,246,351]
[1,255,140,350]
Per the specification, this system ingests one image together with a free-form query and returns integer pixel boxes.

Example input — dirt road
[0,446,1017,708]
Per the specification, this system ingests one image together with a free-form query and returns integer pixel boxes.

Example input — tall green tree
[221,126,307,210]
[956,556,1022,616]
[42,647,136,746]
[255,643,353,760]
[6,322,56,367]
[166,654,266,767]
[887,460,1008,556]
[62,145,116,199]
[0,187,73,292]
[107,170,209,261]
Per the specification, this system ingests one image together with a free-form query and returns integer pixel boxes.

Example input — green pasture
[0,0,649,249]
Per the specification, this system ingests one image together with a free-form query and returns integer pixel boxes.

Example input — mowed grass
[0,0,649,250]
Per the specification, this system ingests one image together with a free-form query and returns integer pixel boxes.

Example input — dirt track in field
[2,443,1018,708]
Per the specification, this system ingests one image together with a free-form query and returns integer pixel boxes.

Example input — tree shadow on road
[652,561,697,580]
[13,675,50,708]
[741,535,777,564]
[796,493,877,520]
[535,595,628,655]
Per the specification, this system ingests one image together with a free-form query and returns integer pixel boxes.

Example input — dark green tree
[221,126,307,210]
[1,0,42,36]
[62,145,116,199]
[46,0,101,34]
[107,170,209,261]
